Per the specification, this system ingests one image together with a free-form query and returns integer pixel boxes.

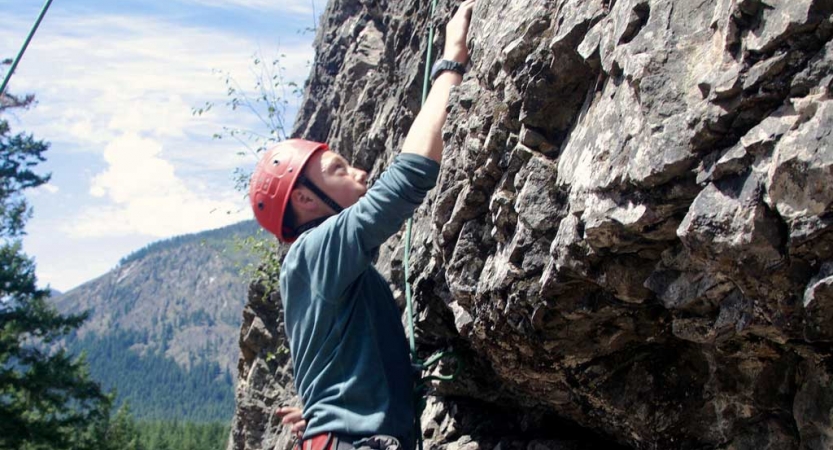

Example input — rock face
[229,0,833,449]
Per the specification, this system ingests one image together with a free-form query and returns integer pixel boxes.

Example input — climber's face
[303,150,368,211]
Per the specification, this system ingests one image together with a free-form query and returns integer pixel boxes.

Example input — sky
[1,0,328,292]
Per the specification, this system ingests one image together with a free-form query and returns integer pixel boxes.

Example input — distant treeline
[70,330,235,422]
[119,220,260,266]
[134,420,230,450]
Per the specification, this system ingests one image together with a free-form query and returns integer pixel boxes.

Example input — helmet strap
[291,175,345,238]
[297,175,344,214]
[293,216,330,237]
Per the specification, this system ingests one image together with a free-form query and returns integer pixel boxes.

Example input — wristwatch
[430,59,466,82]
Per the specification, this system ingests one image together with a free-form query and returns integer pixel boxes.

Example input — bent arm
[299,155,439,299]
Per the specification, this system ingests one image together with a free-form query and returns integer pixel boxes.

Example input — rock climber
[249,1,476,449]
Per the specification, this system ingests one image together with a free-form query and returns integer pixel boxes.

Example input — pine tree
[0,72,111,450]
[103,405,144,450]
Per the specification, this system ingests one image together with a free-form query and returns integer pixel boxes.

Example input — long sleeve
[293,153,440,301]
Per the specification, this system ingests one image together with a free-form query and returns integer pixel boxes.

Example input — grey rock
[242,316,273,354]
[448,300,474,336]
[229,279,297,450]
[231,0,833,448]
[766,98,833,246]
[709,64,743,100]
[698,104,799,184]
[671,317,718,344]
[803,262,833,342]
[679,172,784,276]
[794,359,833,450]
[792,39,833,96]
[713,289,754,339]
[744,53,789,90]
[696,143,750,185]
[515,155,560,232]
[644,266,734,312]
[739,105,797,153]
[743,0,826,53]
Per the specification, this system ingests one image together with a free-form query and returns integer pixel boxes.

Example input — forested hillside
[134,421,230,450]
[52,220,264,421]
[70,330,235,421]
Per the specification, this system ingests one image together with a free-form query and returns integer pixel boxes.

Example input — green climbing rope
[405,1,464,449]
[404,0,437,359]
[1,0,55,96]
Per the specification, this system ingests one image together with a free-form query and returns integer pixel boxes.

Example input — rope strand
[405,2,464,450]
[1,0,55,96]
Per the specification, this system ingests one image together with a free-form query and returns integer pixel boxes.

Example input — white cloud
[3,3,320,288]
[89,135,175,202]
[71,133,250,238]
[68,197,250,238]
[175,0,325,15]
[2,11,313,237]
[29,183,60,196]
[107,95,193,138]
[2,12,314,159]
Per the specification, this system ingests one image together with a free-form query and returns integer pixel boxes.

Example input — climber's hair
[284,199,298,230]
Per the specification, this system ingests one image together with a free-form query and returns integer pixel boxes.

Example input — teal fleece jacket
[280,153,440,449]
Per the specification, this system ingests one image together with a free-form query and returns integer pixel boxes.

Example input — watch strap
[430,59,466,82]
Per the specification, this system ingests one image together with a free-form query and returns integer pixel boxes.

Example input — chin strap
[293,216,329,237]
[292,175,345,238]
[297,175,344,215]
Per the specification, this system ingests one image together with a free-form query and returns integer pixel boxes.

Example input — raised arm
[295,1,477,299]
[402,0,475,163]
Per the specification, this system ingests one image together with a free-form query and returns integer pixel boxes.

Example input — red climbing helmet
[249,139,329,243]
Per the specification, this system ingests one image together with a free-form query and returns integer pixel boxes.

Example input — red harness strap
[300,434,334,450]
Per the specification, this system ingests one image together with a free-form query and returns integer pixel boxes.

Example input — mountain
[51,220,267,420]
